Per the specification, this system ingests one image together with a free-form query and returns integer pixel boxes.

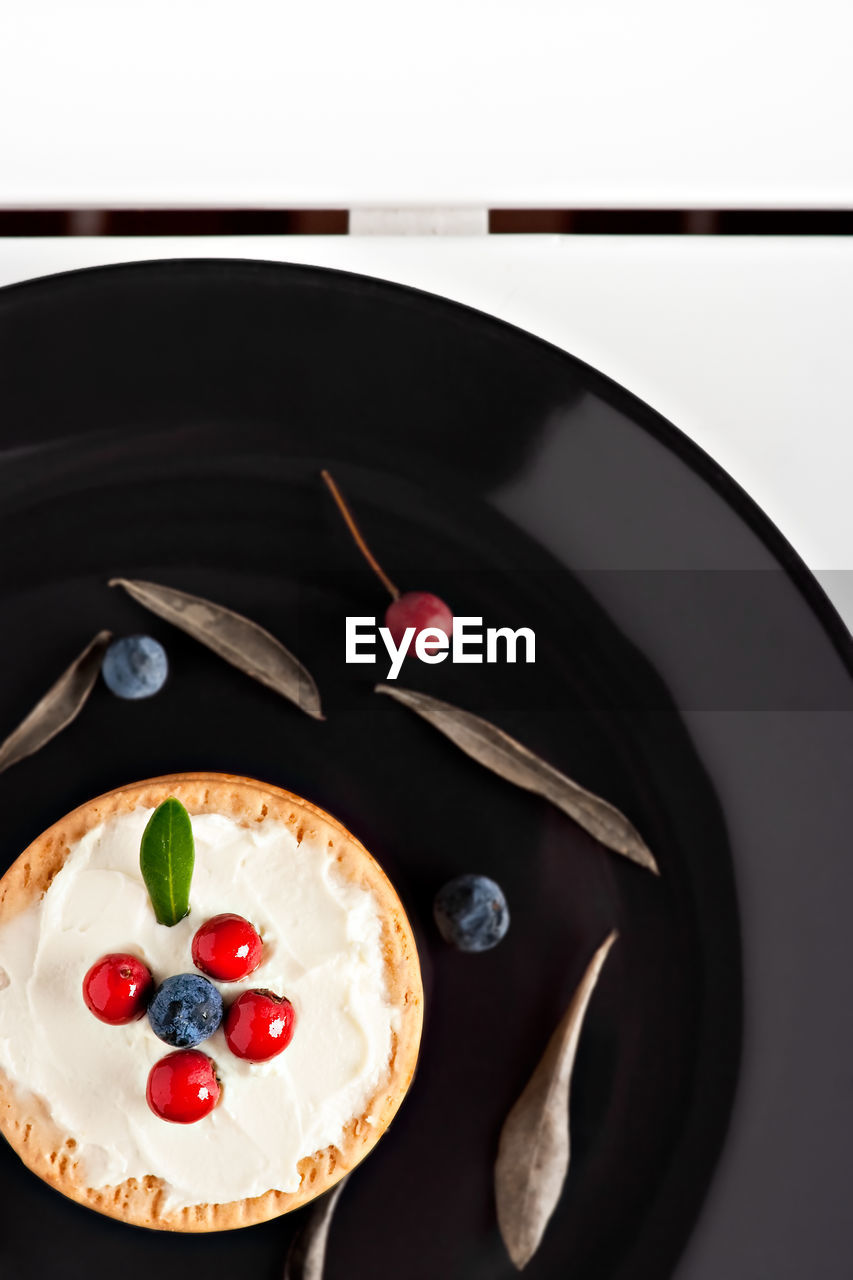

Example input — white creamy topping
[0,808,397,1208]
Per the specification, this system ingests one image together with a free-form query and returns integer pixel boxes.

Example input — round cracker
[0,772,424,1231]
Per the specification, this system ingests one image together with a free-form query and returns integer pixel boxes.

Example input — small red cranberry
[192,913,263,982]
[224,989,295,1062]
[146,1049,220,1123]
[82,953,153,1025]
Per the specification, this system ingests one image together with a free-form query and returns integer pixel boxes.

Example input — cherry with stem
[321,470,453,657]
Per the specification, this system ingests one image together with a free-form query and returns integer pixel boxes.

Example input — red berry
[146,1049,220,1123]
[192,913,263,982]
[82,953,153,1025]
[224,989,295,1062]
[385,591,453,658]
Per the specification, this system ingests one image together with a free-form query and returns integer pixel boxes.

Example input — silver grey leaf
[375,685,657,873]
[495,931,618,1269]
[111,578,323,720]
[283,1175,349,1280]
[0,630,112,774]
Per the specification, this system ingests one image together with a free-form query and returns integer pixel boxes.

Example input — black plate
[0,260,849,1280]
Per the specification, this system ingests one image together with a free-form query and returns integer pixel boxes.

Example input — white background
[1,0,852,209]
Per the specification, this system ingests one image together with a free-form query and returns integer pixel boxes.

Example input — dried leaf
[375,686,657,873]
[283,1175,349,1280]
[110,578,323,720]
[0,630,112,775]
[495,931,618,1269]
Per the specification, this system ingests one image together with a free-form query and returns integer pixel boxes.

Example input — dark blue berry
[147,973,223,1048]
[433,874,509,952]
[102,635,168,700]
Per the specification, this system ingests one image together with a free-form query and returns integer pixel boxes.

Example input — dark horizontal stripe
[0,209,350,236]
[489,208,853,234]
[0,208,850,236]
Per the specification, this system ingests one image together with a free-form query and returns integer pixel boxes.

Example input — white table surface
[1,2,852,209]
[0,235,850,629]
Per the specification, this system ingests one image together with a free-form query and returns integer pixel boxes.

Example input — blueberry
[102,635,168,700]
[147,973,223,1048]
[433,874,509,952]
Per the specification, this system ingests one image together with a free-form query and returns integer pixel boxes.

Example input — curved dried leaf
[495,931,618,1269]
[111,578,323,720]
[375,685,657,873]
[283,1175,349,1280]
[0,630,112,774]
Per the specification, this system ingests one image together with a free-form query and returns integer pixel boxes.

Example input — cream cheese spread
[0,808,396,1208]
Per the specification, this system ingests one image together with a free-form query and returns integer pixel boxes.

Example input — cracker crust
[0,773,424,1231]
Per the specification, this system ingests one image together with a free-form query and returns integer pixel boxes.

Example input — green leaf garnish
[140,798,195,926]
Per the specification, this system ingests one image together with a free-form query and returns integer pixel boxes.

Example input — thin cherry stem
[321,470,400,600]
